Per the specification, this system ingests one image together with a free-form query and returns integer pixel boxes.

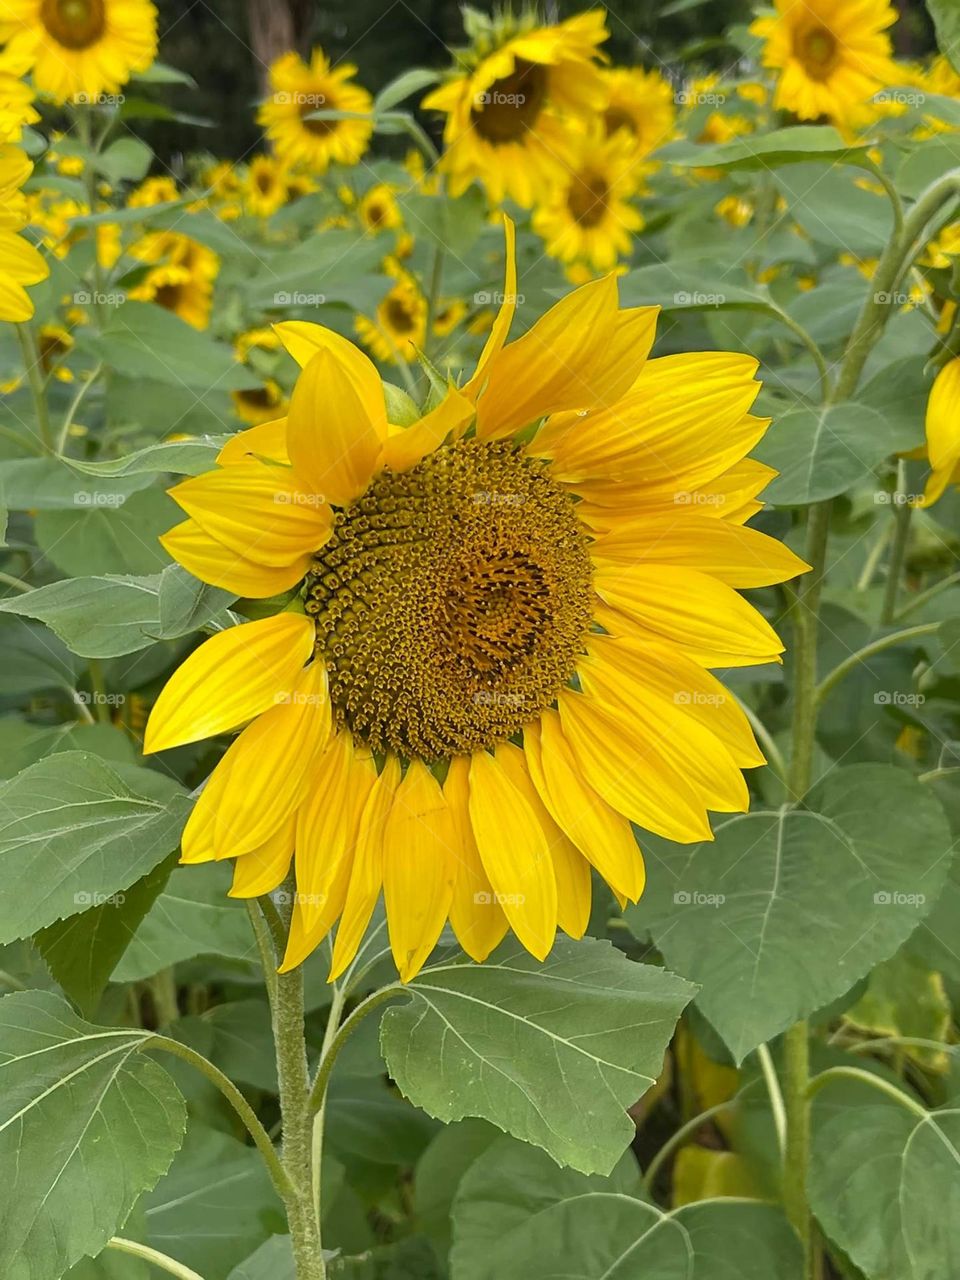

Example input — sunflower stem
[15,323,53,453]
[880,461,912,625]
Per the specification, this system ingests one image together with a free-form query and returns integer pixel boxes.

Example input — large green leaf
[928,0,960,74]
[625,765,951,1062]
[810,1080,960,1279]
[227,1237,295,1280]
[754,401,910,504]
[0,990,185,1280]
[380,937,695,1174]
[86,304,255,391]
[666,126,872,172]
[774,164,893,252]
[0,575,165,658]
[34,486,178,577]
[0,752,190,943]
[0,456,151,509]
[67,436,230,478]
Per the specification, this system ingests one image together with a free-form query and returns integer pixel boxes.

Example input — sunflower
[359,183,402,234]
[422,10,608,207]
[129,230,219,330]
[37,322,74,380]
[600,66,676,155]
[354,265,427,365]
[232,378,287,427]
[144,219,808,982]
[532,130,644,273]
[0,70,38,143]
[919,357,960,505]
[242,155,289,219]
[750,0,899,125]
[0,144,47,321]
[0,0,157,105]
[258,47,373,173]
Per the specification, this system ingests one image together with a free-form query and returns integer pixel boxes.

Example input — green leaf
[156,563,236,638]
[227,1237,295,1280]
[0,575,164,658]
[380,936,695,1174]
[0,456,151,509]
[375,68,439,113]
[928,1,960,74]
[774,164,892,252]
[0,751,190,944]
[175,999,277,1092]
[66,435,230,478]
[0,990,185,1280]
[112,863,256,982]
[36,855,176,1014]
[94,138,152,184]
[35,487,178,576]
[401,186,488,258]
[86,303,255,391]
[625,765,952,1062]
[0,616,81,695]
[618,261,774,312]
[141,1125,284,1278]
[810,1080,960,1279]
[754,401,909,504]
[383,381,421,427]
[414,1120,499,1254]
[667,125,872,171]
[131,60,196,87]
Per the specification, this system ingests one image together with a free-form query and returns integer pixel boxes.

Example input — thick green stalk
[15,323,53,452]
[879,462,912,625]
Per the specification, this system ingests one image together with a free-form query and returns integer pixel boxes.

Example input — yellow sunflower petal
[383,759,458,981]
[468,748,558,960]
[463,214,517,398]
[160,518,312,599]
[497,741,590,940]
[524,711,645,902]
[212,660,331,858]
[180,755,234,864]
[381,385,475,472]
[218,417,290,466]
[228,815,296,897]
[144,612,315,754]
[328,754,401,982]
[444,755,508,962]
[286,346,387,506]
[169,461,332,568]
[926,356,960,475]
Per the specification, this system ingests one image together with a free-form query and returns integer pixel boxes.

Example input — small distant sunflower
[750,0,899,125]
[144,219,808,982]
[0,0,157,105]
[919,357,960,505]
[422,10,609,207]
[243,155,288,219]
[258,47,373,173]
[232,377,287,426]
[127,175,179,208]
[359,183,402,234]
[129,231,219,330]
[600,66,676,155]
[37,322,74,380]
[533,131,643,272]
[355,265,427,364]
[0,144,47,321]
[433,297,467,338]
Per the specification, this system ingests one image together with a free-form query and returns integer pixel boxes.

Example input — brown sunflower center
[299,92,337,137]
[604,107,635,137]
[153,281,183,311]
[40,0,105,49]
[797,25,838,79]
[567,172,609,227]
[383,295,417,334]
[304,438,593,761]
[471,59,549,145]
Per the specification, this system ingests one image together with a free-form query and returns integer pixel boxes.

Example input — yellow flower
[354,267,427,365]
[0,143,47,320]
[359,183,402,234]
[234,326,282,362]
[127,174,178,209]
[600,66,676,155]
[750,0,899,125]
[243,155,288,218]
[422,10,608,206]
[38,322,74,381]
[144,220,808,983]
[0,0,157,105]
[232,378,287,426]
[532,130,644,272]
[715,194,754,228]
[0,70,39,143]
[258,47,373,173]
[432,298,467,338]
[129,231,219,330]
[920,357,960,505]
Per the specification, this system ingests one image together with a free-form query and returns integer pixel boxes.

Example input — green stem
[774,309,832,402]
[146,1035,293,1201]
[87,658,111,724]
[308,985,404,1115]
[310,972,346,1226]
[15,324,53,452]
[856,520,892,593]
[896,569,960,620]
[106,1238,206,1280]
[880,461,912,625]
[815,622,939,706]
[806,1066,927,1118]
[148,968,179,1027]
[57,361,102,456]
[862,159,905,243]
[782,1022,812,1263]
[737,700,788,782]
[787,500,832,803]
[757,1043,787,1157]
[0,571,32,593]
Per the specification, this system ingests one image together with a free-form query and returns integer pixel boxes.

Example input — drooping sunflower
[600,66,676,155]
[422,10,609,207]
[258,47,373,174]
[532,129,644,273]
[354,264,427,365]
[750,0,899,125]
[0,143,47,321]
[144,219,808,982]
[0,0,157,105]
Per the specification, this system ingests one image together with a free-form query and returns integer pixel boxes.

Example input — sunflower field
[2,0,960,1276]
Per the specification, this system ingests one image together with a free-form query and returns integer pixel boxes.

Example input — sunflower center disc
[41,0,105,49]
[798,25,838,79]
[568,173,610,227]
[471,60,548,145]
[305,438,593,761]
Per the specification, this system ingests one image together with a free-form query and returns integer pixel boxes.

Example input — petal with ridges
[161,518,311,599]
[144,612,315,754]
[229,814,295,897]
[218,417,289,466]
[444,755,508,961]
[381,385,475,472]
[463,215,517,398]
